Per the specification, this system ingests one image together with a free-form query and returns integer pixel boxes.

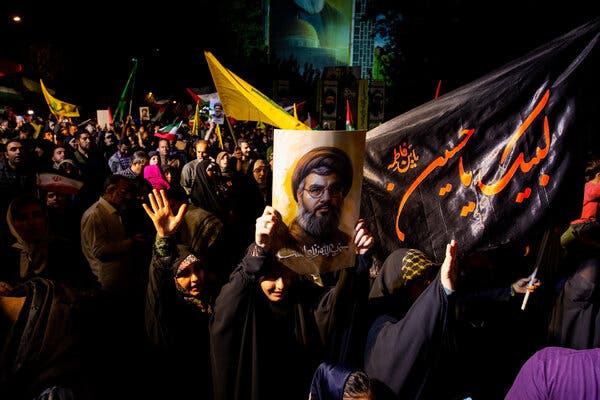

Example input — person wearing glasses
[280,146,354,276]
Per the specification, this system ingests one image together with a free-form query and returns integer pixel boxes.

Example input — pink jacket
[143,164,170,191]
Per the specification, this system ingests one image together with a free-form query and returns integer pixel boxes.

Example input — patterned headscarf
[369,248,438,299]
[173,247,212,313]
[400,249,435,283]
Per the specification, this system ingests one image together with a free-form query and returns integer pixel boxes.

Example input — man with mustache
[283,146,354,275]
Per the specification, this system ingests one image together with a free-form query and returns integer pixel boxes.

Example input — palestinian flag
[345,99,355,131]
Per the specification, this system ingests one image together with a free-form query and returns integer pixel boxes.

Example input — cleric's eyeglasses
[303,183,343,199]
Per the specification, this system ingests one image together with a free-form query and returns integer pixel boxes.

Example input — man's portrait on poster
[277,146,355,274]
[210,103,225,125]
[322,89,337,118]
[140,107,150,121]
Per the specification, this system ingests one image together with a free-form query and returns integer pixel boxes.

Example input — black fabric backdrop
[362,18,600,263]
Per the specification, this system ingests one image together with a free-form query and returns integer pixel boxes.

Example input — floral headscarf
[173,247,213,314]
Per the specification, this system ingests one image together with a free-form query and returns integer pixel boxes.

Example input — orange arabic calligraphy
[395,129,475,241]
[477,89,550,195]
[388,142,419,173]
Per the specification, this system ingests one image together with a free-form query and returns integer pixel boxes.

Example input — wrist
[443,285,455,296]
[249,243,268,257]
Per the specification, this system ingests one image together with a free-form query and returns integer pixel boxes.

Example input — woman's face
[260,262,295,302]
[218,155,229,171]
[164,169,172,182]
[12,202,46,243]
[253,161,268,185]
[175,262,205,297]
[149,155,159,165]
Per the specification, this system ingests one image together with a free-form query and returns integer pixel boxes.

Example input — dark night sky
[1,1,598,118]
[2,1,220,115]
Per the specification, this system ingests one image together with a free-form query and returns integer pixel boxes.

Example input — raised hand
[142,189,187,237]
[354,219,374,255]
[440,239,458,292]
[255,206,286,252]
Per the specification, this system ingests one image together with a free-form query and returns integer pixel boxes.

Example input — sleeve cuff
[248,243,267,257]
[154,234,173,257]
[443,286,455,296]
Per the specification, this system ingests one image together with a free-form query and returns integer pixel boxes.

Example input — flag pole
[521,230,550,311]
[215,124,224,150]
[434,80,442,99]
[225,115,237,145]
[127,58,138,118]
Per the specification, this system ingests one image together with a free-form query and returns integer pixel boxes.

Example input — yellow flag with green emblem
[204,51,310,130]
[40,79,80,118]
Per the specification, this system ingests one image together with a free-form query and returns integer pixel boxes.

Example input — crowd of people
[0,109,599,400]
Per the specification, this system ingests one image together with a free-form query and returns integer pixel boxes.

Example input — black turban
[291,146,353,201]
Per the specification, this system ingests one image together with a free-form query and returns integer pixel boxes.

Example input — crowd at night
[1,1,599,399]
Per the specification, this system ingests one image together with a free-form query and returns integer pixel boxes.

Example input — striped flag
[345,99,354,131]
[304,112,320,130]
[155,120,182,140]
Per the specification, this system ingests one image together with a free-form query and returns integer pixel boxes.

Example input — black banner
[362,18,600,263]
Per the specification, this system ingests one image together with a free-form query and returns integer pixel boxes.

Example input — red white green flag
[345,99,355,131]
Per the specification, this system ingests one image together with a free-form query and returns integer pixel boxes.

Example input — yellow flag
[40,79,80,118]
[293,103,298,120]
[215,123,224,150]
[204,51,310,130]
[192,101,200,136]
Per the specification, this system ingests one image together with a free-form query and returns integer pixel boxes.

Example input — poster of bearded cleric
[272,129,366,274]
